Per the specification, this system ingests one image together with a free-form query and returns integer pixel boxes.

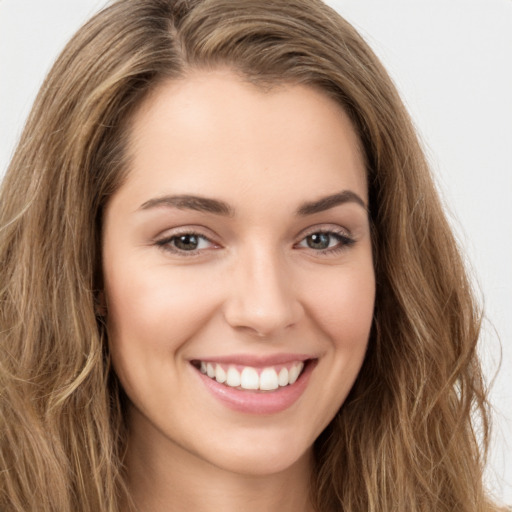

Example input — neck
[124,410,316,512]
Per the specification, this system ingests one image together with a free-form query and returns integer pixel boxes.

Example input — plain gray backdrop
[1,0,510,504]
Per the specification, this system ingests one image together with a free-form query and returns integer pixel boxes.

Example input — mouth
[190,359,309,392]
[190,356,316,414]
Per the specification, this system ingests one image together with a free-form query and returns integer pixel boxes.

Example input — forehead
[118,69,367,211]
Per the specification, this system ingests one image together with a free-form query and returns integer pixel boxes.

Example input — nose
[222,246,304,338]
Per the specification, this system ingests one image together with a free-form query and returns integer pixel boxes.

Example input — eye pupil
[174,234,198,250]
[307,233,330,250]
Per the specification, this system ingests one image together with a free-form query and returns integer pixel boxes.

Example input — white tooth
[260,367,279,390]
[288,362,304,384]
[200,361,207,374]
[288,366,299,384]
[226,366,241,387]
[278,367,289,387]
[215,364,226,383]
[206,362,215,378]
[240,367,259,390]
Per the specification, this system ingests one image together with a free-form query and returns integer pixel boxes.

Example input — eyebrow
[296,191,367,215]
[138,190,367,217]
[139,194,234,216]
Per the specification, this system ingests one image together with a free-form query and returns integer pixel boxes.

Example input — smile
[195,360,305,391]
[190,357,316,414]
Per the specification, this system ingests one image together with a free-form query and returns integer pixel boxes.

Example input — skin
[102,69,375,512]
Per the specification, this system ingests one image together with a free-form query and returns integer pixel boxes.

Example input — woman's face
[102,70,375,477]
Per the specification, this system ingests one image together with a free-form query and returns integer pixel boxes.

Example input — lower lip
[193,361,316,415]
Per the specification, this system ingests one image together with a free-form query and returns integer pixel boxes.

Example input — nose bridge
[223,241,302,336]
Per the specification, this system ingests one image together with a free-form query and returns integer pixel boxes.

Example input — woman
[0,0,503,511]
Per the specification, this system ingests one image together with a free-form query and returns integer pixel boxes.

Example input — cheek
[304,262,375,347]
[290,261,375,434]
[104,262,222,374]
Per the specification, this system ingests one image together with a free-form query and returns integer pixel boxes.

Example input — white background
[1,0,510,504]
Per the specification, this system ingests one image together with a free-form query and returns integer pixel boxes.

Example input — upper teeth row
[200,361,304,391]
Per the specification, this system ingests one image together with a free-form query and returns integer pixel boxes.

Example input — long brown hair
[0,0,498,510]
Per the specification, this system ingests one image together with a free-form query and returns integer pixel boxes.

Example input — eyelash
[155,230,214,256]
[155,227,355,256]
[295,228,355,255]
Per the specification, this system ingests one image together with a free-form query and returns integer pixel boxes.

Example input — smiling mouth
[190,360,310,392]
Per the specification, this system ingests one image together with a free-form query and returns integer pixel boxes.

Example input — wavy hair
[0,0,498,510]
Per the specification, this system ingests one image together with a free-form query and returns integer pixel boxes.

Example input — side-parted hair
[0,1,498,511]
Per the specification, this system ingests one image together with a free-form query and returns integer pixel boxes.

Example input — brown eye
[156,232,215,254]
[173,234,200,251]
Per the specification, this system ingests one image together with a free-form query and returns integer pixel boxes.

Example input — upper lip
[189,353,315,367]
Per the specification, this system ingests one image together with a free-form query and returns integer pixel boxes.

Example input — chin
[195,426,315,478]
[210,444,312,478]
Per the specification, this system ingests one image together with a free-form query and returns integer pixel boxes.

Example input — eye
[156,231,216,254]
[296,229,354,253]
[172,234,207,251]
